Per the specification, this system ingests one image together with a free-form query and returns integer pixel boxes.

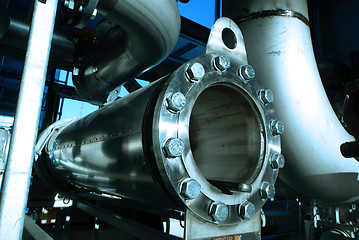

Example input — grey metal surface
[0,128,9,190]
[72,0,181,104]
[0,0,58,239]
[23,216,54,240]
[238,0,359,203]
[184,210,261,240]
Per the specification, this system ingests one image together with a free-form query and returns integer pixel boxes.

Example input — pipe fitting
[186,62,205,82]
[213,55,230,71]
[271,120,284,135]
[166,92,186,113]
[260,182,275,199]
[180,178,201,200]
[238,200,256,221]
[209,202,229,223]
[259,89,274,105]
[239,65,255,81]
[270,153,285,169]
[163,138,184,158]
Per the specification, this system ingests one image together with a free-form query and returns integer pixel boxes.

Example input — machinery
[0,0,358,239]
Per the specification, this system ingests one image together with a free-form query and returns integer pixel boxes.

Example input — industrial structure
[0,0,358,239]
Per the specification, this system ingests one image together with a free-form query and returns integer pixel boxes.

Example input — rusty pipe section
[237,0,359,203]
[72,0,180,104]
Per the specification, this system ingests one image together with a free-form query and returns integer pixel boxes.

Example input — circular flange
[152,54,281,225]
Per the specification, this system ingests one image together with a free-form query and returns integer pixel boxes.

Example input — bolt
[180,178,201,200]
[260,182,275,199]
[209,202,229,222]
[163,138,184,158]
[238,200,256,221]
[166,92,186,113]
[90,9,98,20]
[214,56,230,71]
[186,63,205,82]
[271,120,284,135]
[259,89,274,105]
[270,153,285,169]
[73,67,79,76]
[239,65,255,81]
[64,0,75,10]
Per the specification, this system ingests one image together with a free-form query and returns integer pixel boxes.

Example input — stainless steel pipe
[36,47,281,225]
[72,0,180,104]
[237,0,359,203]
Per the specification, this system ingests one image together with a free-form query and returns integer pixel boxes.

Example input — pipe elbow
[74,0,180,105]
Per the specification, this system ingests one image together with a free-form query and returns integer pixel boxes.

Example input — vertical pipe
[0,0,58,239]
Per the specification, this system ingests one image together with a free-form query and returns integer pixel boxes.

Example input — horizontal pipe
[73,0,180,104]
[238,0,359,203]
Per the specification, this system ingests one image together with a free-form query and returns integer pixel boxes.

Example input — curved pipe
[73,0,180,104]
[238,0,359,203]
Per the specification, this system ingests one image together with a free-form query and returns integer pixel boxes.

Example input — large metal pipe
[237,0,359,203]
[36,43,281,226]
[72,0,180,104]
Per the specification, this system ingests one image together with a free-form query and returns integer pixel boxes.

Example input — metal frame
[0,0,58,238]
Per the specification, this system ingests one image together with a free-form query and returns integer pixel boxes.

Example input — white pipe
[238,3,359,203]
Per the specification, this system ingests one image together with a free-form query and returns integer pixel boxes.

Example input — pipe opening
[189,84,264,189]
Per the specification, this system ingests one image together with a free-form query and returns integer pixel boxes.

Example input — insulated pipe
[237,0,359,203]
[72,0,180,104]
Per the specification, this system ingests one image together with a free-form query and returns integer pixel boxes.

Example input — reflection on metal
[223,0,309,21]
[0,128,9,189]
[0,0,58,238]
[238,9,310,26]
[238,0,359,203]
[71,0,181,104]
[37,18,281,238]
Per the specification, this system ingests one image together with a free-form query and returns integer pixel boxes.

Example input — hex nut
[260,182,275,199]
[270,153,285,169]
[186,63,205,82]
[180,178,201,200]
[271,120,284,135]
[166,92,186,113]
[259,89,274,105]
[239,65,255,81]
[214,56,230,71]
[163,138,184,158]
[209,202,229,222]
[238,200,256,221]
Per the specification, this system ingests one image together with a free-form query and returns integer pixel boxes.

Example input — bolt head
[270,153,285,169]
[66,0,75,10]
[180,178,201,200]
[186,63,205,82]
[214,56,230,71]
[166,92,186,113]
[239,65,255,81]
[260,182,275,199]
[271,120,284,135]
[163,138,184,158]
[238,200,256,220]
[209,202,229,222]
[259,89,274,105]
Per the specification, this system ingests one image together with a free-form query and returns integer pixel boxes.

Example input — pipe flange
[152,53,282,225]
